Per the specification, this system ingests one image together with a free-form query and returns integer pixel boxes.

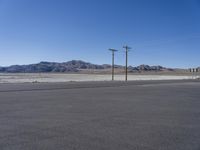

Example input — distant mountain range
[0,60,178,73]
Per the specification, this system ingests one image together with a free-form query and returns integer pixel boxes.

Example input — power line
[109,48,118,81]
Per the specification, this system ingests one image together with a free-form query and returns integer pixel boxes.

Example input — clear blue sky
[0,0,200,68]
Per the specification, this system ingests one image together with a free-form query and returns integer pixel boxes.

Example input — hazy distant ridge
[0,60,173,73]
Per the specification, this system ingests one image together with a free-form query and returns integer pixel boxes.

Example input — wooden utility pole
[123,45,131,81]
[109,49,118,81]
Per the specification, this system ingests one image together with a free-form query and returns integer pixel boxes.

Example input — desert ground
[0,73,199,83]
[0,80,200,150]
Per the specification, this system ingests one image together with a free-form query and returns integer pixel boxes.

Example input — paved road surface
[0,80,200,150]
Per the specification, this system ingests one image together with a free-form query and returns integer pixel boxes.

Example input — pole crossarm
[123,46,131,51]
[109,49,118,52]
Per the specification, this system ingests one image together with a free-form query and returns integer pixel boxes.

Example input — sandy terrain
[0,73,199,83]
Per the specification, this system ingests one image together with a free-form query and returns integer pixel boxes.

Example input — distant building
[189,68,199,72]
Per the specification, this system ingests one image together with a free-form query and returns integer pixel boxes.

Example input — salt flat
[0,73,198,83]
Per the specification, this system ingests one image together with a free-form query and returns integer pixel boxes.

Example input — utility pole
[109,49,118,81]
[123,45,131,81]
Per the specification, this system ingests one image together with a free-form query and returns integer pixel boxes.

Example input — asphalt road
[0,80,200,150]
